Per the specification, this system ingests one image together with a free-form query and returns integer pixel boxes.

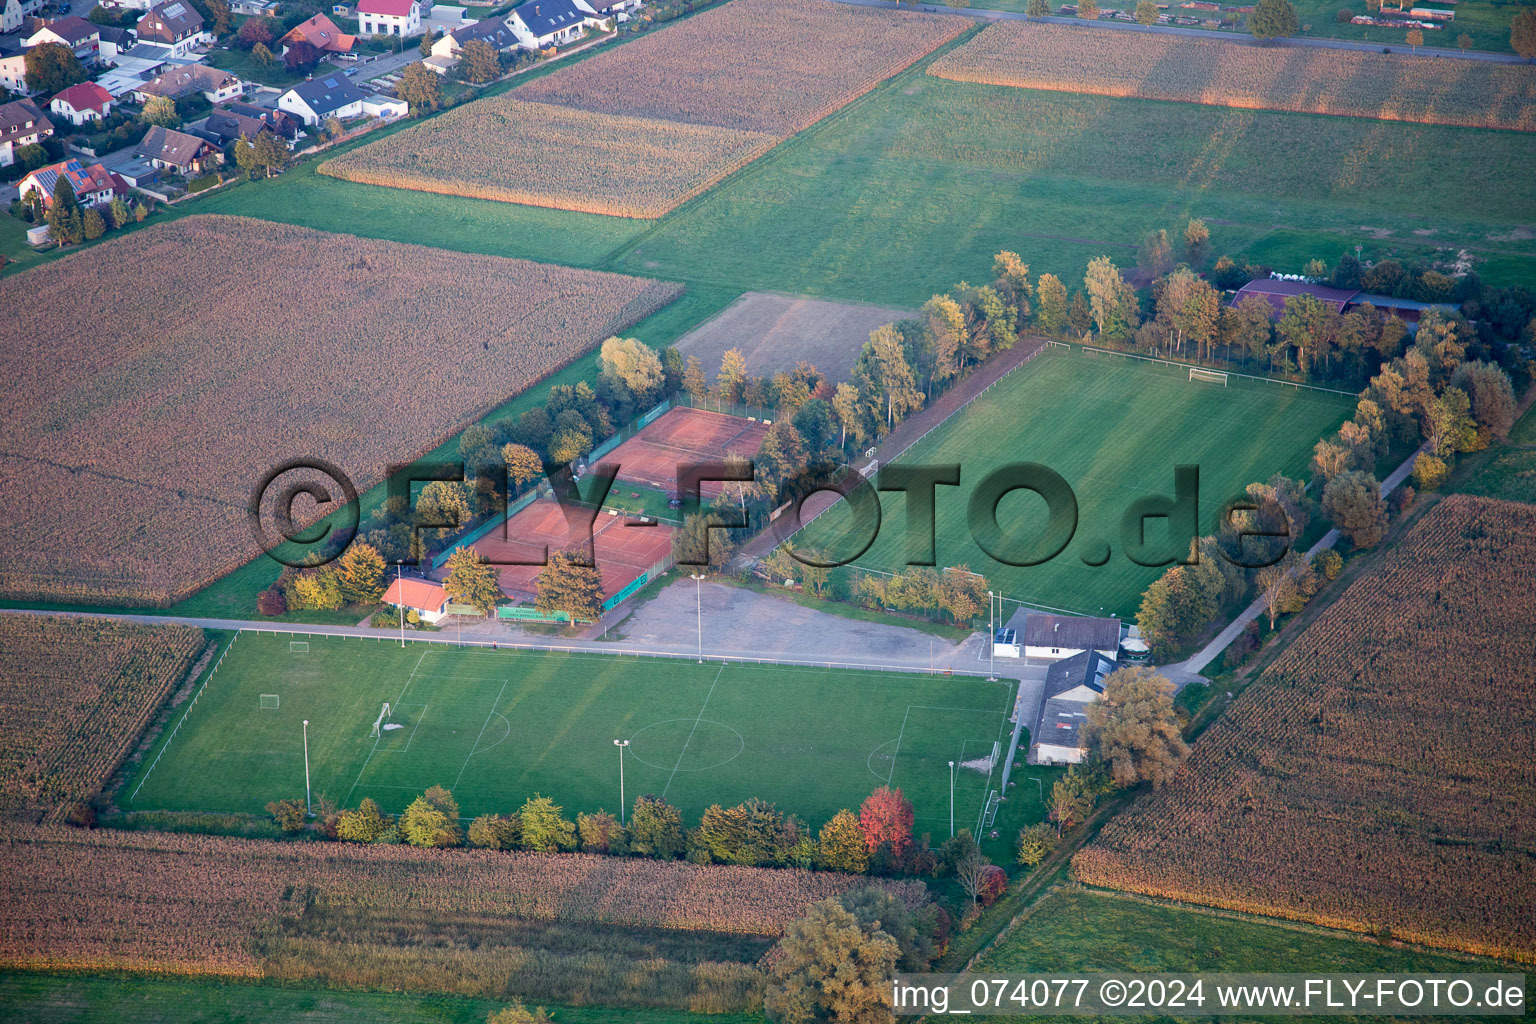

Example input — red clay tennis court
[471,497,676,602]
[603,407,770,497]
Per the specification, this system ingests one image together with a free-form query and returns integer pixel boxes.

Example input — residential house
[578,0,640,20]
[49,81,113,125]
[133,64,243,104]
[277,73,365,125]
[22,16,101,58]
[17,157,126,208]
[230,0,278,14]
[135,122,220,174]
[1018,613,1121,663]
[222,98,300,142]
[0,52,29,96]
[202,106,270,144]
[430,16,518,58]
[356,0,420,36]
[2,0,46,34]
[280,13,356,54]
[382,577,450,624]
[0,98,52,168]
[135,1,213,57]
[96,25,138,58]
[508,0,589,48]
[1028,650,1118,765]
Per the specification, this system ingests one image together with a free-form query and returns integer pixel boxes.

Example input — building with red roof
[382,577,452,623]
[17,158,127,210]
[280,13,356,53]
[48,82,113,126]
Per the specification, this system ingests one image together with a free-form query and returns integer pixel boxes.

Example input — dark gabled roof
[512,0,586,37]
[1042,650,1117,701]
[97,25,137,45]
[139,0,205,37]
[450,17,518,47]
[1032,650,1118,754]
[0,98,53,137]
[136,123,213,166]
[1022,613,1121,651]
[288,73,365,114]
[33,15,98,44]
[204,107,268,143]
[1233,278,1361,317]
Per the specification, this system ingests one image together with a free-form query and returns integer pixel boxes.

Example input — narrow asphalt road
[830,0,1528,63]
[1175,442,1426,676]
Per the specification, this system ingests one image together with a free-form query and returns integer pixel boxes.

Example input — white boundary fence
[1077,344,1358,397]
[130,630,240,801]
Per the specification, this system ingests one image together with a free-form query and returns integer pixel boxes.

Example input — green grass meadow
[801,350,1353,616]
[974,887,1530,1023]
[125,633,1015,834]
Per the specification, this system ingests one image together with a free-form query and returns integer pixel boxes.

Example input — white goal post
[370,702,392,738]
[260,694,280,709]
[289,640,309,653]
[1189,367,1229,386]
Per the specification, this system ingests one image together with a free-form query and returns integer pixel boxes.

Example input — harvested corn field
[0,216,681,607]
[321,99,776,218]
[929,22,1536,132]
[325,0,964,216]
[0,617,204,823]
[1075,495,1536,963]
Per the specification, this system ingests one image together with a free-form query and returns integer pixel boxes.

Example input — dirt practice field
[329,0,964,216]
[0,617,204,823]
[604,407,769,497]
[469,498,675,603]
[0,216,680,607]
[319,99,776,219]
[929,22,1536,132]
[672,292,911,384]
[1075,495,1536,963]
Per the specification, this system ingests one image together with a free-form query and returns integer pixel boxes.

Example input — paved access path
[1173,443,1426,676]
[829,0,1528,63]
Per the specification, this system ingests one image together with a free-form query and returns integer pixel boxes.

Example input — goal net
[260,694,280,709]
[370,702,392,738]
[1189,367,1228,386]
[290,640,309,653]
[982,790,1001,829]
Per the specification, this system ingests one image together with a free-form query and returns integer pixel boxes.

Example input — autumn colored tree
[444,546,501,615]
[1182,218,1210,267]
[23,42,87,94]
[1016,822,1059,866]
[858,786,914,855]
[1511,10,1536,58]
[401,785,462,847]
[236,16,272,48]
[1084,256,1140,339]
[518,794,577,851]
[1249,0,1299,40]
[535,549,602,621]
[717,348,748,402]
[396,61,442,114]
[817,809,869,873]
[1077,0,1099,18]
[1322,470,1387,548]
[284,39,322,72]
[682,355,708,397]
[1083,667,1190,787]
[1049,770,1093,832]
[335,541,387,603]
[765,898,900,1024]
[838,886,937,970]
[468,813,522,849]
[487,1002,555,1024]
[337,798,390,842]
[1026,0,1050,14]
[599,334,666,404]
[1035,272,1069,335]
[502,442,544,489]
[577,810,625,853]
[628,795,686,859]
[266,798,306,831]
[1449,361,1517,442]
[459,38,504,82]
[1406,27,1423,51]
[1135,0,1158,23]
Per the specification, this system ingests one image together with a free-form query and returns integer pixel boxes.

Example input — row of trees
[269,781,998,884]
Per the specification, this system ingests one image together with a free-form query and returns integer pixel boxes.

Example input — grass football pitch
[802,350,1353,617]
[126,633,1015,834]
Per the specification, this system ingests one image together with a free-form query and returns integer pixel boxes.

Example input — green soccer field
[125,633,1015,834]
[802,350,1353,617]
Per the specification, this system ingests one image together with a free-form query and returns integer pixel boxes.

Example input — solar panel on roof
[324,77,339,87]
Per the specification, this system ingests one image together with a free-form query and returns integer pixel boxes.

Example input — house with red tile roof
[280,13,356,53]
[48,82,113,126]
[383,577,452,623]
[17,158,127,209]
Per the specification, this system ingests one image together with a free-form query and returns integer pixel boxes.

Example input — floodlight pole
[614,739,630,823]
[397,564,405,649]
[988,591,997,681]
[690,573,706,663]
[302,719,312,815]
[948,760,955,838]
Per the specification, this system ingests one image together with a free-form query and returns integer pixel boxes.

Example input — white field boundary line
[226,628,1023,682]
[885,705,913,787]
[661,663,726,800]
[1077,343,1358,397]
[455,679,511,788]
[344,647,429,804]
[772,341,1067,546]
[130,630,239,803]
